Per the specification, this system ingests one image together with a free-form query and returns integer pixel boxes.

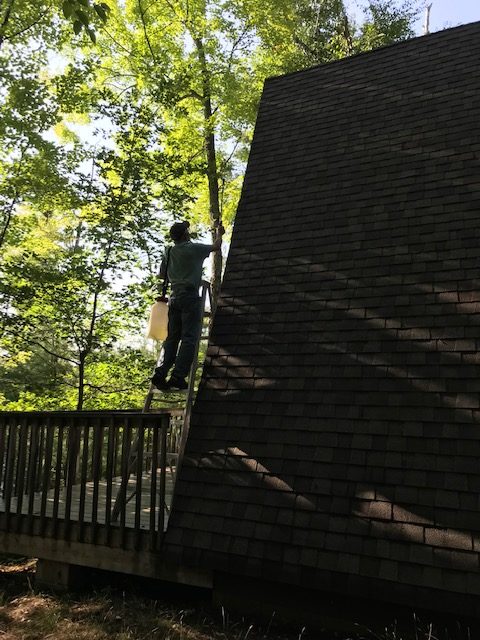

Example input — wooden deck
[0,411,181,553]
[0,469,176,531]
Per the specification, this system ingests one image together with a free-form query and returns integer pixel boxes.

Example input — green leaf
[93,4,107,22]
[88,29,97,44]
[62,1,74,19]
[73,19,83,34]
[75,9,90,26]
[77,0,90,6]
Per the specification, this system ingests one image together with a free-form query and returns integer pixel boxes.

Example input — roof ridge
[265,19,480,84]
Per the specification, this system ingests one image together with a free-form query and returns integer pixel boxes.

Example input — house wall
[165,22,480,619]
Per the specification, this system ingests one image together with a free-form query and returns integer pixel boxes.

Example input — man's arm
[158,256,167,279]
[211,224,225,252]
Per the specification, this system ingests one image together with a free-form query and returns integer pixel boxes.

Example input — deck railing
[0,411,181,551]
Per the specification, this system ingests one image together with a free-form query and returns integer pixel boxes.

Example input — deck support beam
[35,558,90,591]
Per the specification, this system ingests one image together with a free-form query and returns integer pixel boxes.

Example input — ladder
[110,281,211,524]
[143,280,211,419]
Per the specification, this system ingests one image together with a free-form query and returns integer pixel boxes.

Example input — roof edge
[264,20,480,84]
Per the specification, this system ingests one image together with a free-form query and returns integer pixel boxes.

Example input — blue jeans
[155,290,202,380]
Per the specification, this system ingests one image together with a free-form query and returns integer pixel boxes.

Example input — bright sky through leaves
[346,0,480,34]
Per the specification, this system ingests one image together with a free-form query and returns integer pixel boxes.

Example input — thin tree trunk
[0,191,18,250]
[76,236,114,410]
[194,36,222,314]
[77,352,86,410]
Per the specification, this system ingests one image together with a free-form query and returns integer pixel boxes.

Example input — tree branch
[103,25,133,55]
[176,90,204,103]
[2,10,48,43]
[226,25,250,74]
[138,0,157,63]
[19,336,79,365]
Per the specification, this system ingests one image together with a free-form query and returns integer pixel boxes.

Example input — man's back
[167,241,212,294]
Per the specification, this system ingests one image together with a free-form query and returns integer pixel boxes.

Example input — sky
[346,0,480,35]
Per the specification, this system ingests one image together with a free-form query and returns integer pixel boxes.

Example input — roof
[165,22,480,615]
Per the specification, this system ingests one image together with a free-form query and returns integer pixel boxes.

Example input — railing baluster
[26,417,39,535]
[15,417,29,528]
[34,423,45,492]
[158,415,167,536]
[0,414,8,499]
[4,418,17,531]
[64,417,79,540]
[115,424,123,477]
[78,421,90,543]
[149,421,159,550]
[134,418,144,549]
[40,417,54,535]
[91,418,103,544]
[52,418,64,537]
[119,417,132,548]
[104,416,115,544]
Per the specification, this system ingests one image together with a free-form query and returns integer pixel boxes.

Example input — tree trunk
[194,36,222,314]
[77,352,86,411]
[0,191,18,250]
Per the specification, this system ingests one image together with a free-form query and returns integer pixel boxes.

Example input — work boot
[151,373,169,390]
[168,376,188,390]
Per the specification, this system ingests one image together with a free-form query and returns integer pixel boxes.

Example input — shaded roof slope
[165,22,480,615]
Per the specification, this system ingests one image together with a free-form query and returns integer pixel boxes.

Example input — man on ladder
[151,220,225,391]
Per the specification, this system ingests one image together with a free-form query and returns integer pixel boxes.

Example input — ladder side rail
[143,342,166,412]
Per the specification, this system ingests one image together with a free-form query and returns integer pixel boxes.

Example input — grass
[0,557,329,640]
[0,557,476,640]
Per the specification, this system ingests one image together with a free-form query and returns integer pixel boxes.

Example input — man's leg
[153,301,181,385]
[169,295,202,384]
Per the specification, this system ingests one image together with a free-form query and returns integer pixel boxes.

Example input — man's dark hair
[169,221,189,243]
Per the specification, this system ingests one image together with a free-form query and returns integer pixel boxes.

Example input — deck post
[35,558,90,591]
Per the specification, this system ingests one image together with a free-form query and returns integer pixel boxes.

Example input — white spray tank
[146,296,169,341]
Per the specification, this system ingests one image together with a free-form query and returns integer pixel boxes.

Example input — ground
[0,556,355,640]
[0,557,474,640]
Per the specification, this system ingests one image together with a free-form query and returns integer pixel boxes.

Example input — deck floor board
[0,470,175,531]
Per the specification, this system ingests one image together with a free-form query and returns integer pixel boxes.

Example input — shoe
[167,376,188,390]
[151,374,169,390]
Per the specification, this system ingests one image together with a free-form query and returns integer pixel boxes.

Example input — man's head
[169,221,190,244]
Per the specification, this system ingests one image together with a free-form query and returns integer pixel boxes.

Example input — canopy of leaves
[0,0,421,410]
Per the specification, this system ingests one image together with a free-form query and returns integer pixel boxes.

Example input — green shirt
[166,241,212,294]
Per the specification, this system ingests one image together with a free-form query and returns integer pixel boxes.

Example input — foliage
[0,0,111,50]
[61,0,110,43]
[0,0,421,411]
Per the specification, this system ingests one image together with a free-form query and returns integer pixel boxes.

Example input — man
[151,220,224,391]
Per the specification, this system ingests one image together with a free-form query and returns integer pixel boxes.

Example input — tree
[0,0,422,410]
[88,0,421,310]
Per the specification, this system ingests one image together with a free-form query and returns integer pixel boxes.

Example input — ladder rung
[151,389,188,396]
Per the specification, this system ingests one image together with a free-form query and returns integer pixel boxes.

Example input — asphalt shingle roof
[165,22,480,616]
